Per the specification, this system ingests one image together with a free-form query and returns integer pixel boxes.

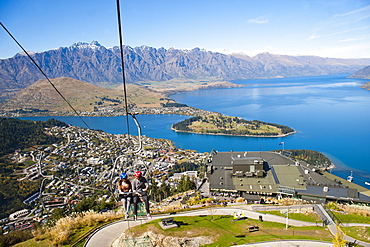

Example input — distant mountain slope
[349,65,370,79]
[1,41,369,97]
[348,65,370,90]
[0,77,172,114]
[360,82,370,90]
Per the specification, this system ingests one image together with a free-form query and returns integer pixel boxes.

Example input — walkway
[85,205,370,247]
[327,224,370,247]
[85,207,316,247]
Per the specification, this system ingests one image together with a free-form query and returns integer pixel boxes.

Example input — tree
[159,180,172,199]
[73,197,97,212]
[332,221,347,247]
[176,175,195,193]
[149,178,173,202]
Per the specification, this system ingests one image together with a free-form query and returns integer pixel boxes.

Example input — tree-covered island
[172,115,295,137]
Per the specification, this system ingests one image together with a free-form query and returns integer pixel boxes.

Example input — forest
[0,118,67,155]
[0,118,68,218]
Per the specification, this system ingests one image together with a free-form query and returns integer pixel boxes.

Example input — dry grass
[45,210,120,246]
[328,202,370,217]
[273,197,308,206]
[340,204,370,217]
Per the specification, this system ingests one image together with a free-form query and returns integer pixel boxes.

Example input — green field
[257,210,322,223]
[125,215,332,246]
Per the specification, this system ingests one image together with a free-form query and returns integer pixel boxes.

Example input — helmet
[134,171,142,177]
[119,173,127,179]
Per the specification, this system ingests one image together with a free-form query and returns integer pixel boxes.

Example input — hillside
[348,65,370,90]
[360,82,370,90]
[349,65,370,79]
[0,118,67,218]
[0,77,174,115]
[1,41,369,102]
[0,118,66,156]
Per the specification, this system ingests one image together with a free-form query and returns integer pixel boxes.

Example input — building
[9,209,29,220]
[171,171,198,181]
[205,151,370,204]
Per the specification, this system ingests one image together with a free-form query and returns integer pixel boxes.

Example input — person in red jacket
[131,171,151,220]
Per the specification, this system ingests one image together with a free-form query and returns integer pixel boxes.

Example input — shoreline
[171,127,296,138]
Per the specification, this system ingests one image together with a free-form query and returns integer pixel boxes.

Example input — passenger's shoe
[134,215,137,221]
[124,213,129,219]
[146,213,152,219]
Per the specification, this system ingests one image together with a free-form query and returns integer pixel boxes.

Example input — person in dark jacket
[117,172,132,219]
[131,171,151,220]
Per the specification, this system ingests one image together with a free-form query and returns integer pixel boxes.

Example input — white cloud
[307,34,318,41]
[333,5,370,18]
[247,16,269,24]
[303,42,370,58]
[307,25,370,41]
[339,37,366,43]
[213,46,276,57]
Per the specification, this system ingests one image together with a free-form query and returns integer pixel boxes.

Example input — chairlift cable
[115,0,131,140]
[130,113,143,153]
[0,22,91,130]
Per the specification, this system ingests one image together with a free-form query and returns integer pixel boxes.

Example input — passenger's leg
[132,195,139,220]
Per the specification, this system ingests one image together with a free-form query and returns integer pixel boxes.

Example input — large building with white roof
[205,151,370,204]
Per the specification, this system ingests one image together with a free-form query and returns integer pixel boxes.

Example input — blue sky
[1,0,370,59]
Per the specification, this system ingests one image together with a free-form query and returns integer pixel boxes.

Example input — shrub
[235,197,245,203]
[326,202,339,210]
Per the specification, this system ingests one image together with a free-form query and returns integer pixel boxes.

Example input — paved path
[85,206,370,247]
[234,240,333,247]
[327,224,370,247]
[85,207,317,247]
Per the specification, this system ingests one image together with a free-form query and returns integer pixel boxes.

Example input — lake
[20,74,370,187]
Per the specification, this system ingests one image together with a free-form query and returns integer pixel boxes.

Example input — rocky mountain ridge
[1,41,369,98]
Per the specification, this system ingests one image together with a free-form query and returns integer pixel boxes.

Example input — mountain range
[1,41,370,102]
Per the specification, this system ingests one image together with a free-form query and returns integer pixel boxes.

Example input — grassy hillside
[0,77,174,115]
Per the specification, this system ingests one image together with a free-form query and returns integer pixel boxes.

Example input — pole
[286,207,289,229]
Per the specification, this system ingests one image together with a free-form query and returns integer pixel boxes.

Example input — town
[0,105,218,118]
[2,124,208,234]
[2,120,370,246]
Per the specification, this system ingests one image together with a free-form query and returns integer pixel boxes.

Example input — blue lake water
[20,74,370,187]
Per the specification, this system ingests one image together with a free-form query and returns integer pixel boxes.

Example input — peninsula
[172,114,295,137]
